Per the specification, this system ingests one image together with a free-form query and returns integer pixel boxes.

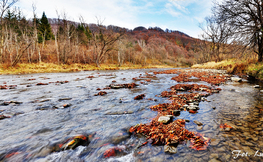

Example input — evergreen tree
[76,24,92,45]
[38,12,54,42]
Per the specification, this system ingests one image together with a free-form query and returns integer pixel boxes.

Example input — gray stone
[231,77,242,82]
[158,116,171,124]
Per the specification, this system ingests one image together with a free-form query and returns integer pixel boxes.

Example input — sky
[15,0,215,38]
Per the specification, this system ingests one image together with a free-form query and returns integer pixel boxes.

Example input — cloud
[165,3,181,17]
[14,0,214,38]
[17,0,145,29]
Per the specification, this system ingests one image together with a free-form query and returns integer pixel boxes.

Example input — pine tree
[38,12,54,42]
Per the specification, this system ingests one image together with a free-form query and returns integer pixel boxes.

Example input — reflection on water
[0,69,263,161]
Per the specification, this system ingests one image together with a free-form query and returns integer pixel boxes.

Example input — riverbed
[0,68,263,162]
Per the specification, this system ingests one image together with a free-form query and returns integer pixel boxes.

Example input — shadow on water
[0,70,263,161]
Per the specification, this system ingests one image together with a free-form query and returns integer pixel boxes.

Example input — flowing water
[0,69,263,162]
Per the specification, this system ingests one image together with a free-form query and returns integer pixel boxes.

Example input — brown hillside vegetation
[0,2,258,75]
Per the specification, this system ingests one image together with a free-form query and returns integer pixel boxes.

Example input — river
[0,68,263,162]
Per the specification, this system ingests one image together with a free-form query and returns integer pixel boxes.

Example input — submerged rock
[164,145,178,154]
[51,134,90,152]
[58,98,72,101]
[134,94,145,100]
[0,115,11,120]
[194,120,203,126]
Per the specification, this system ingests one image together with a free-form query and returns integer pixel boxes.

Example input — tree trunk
[258,51,263,62]
[258,42,263,62]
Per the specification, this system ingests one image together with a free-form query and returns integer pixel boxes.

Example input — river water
[0,68,263,162]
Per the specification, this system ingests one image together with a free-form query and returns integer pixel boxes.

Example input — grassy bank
[0,63,176,75]
[192,59,263,80]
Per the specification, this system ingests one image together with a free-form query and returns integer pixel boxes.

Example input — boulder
[231,77,242,82]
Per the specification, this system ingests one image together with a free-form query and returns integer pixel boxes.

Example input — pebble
[164,145,177,154]
[210,139,220,146]
[194,120,203,126]
[231,77,242,82]
[58,98,72,101]
[158,116,171,124]
[254,85,260,88]
[197,125,203,130]
[209,158,221,162]
[209,153,219,159]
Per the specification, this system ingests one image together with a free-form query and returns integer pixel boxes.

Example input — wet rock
[109,83,137,89]
[0,85,17,89]
[211,89,220,93]
[194,120,203,126]
[105,111,134,115]
[185,119,190,122]
[164,145,177,154]
[58,98,72,101]
[36,106,50,111]
[203,125,209,131]
[255,128,262,131]
[0,115,11,120]
[40,99,51,103]
[52,135,90,151]
[111,131,130,144]
[103,145,127,158]
[225,127,231,131]
[197,125,203,130]
[36,83,49,86]
[231,77,242,82]
[209,153,219,159]
[188,105,199,111]
[172,110,180,116]
[94,91,107,96]
[0,101,23,106]
[63,104,72,108]
[209,158,221,162]
[241,141,254,147]
[158,116,172,124]
[134,94,145,100]
[243,146,255,155]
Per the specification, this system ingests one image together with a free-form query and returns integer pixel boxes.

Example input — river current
[0,68,263,162]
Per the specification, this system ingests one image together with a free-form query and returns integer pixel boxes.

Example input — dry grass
[192,58,263,80]
[0,63,175,75]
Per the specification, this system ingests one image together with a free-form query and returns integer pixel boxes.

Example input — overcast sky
[16,0,215,38]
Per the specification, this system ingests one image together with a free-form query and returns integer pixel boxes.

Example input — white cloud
[14,0,214,38]
[165,3,181,17]
[17,0,143,29]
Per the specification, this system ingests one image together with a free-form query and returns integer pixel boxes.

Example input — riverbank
[192,59,263,80]
[0,63,175,75]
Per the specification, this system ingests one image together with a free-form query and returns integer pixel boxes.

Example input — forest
[0,0,259,72]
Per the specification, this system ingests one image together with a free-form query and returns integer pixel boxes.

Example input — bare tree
[90,18,125,67]
[199,16,231,62]
[214,0,263,62]
[0,0,18,63]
